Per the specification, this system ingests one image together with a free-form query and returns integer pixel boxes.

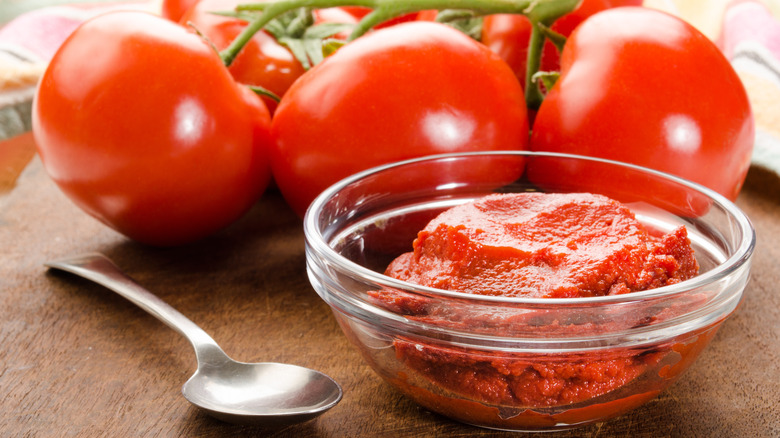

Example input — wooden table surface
[1,133,778,437]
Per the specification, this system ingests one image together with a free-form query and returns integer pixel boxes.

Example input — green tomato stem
[525,22,546,110]
[538,22,567,53]
[524,0,580,110]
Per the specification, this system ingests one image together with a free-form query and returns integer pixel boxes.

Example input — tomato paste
[372,192,700,421]
[385,192,698,299]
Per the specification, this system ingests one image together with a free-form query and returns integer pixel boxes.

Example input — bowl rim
[304,150,756,306]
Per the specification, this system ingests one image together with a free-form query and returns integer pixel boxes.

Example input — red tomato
[183,0,356,113]
[529,7,754,203]
[270,21,529,216]
[340,6,421,28]
[32,11,272,246]
[161,0,200,21]
[482,0,643,86]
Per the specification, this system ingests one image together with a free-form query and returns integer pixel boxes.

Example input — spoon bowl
[183,360,343,426]
[45,253,342,427]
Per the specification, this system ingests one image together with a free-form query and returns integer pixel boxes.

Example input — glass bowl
[303,151,754,432]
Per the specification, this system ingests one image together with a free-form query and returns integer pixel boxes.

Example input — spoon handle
[45,253,228,364]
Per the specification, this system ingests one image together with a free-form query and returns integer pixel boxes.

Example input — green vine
[218,0,582,109]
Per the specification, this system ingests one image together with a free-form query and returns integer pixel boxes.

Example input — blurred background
[0,0,160,24]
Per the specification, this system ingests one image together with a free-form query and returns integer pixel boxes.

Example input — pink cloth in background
[720,0,780,176]
[0,11,87,61]
[721,0,780,59]
[0,2,151,61]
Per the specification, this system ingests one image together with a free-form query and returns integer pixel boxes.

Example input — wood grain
[0,157,778,437]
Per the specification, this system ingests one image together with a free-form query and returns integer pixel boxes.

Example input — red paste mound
[385,192,698,299]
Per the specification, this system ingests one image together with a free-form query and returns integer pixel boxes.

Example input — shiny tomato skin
[271,21,529,216]
[482,0,643,85]
[32,11,272,246]
[530,7,754,201]
[161,0,200,21]
[481,14,538,87]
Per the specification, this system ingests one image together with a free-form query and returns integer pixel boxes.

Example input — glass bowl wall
[304,152,754,431]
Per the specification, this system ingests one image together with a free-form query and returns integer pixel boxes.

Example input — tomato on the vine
[182,0,356,114]
[270,21,529,217]
[482,0,643,86]
[529,7,754,204]
[33,11,272,246]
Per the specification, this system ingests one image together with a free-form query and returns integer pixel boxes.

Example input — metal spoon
[45,253,342,427]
